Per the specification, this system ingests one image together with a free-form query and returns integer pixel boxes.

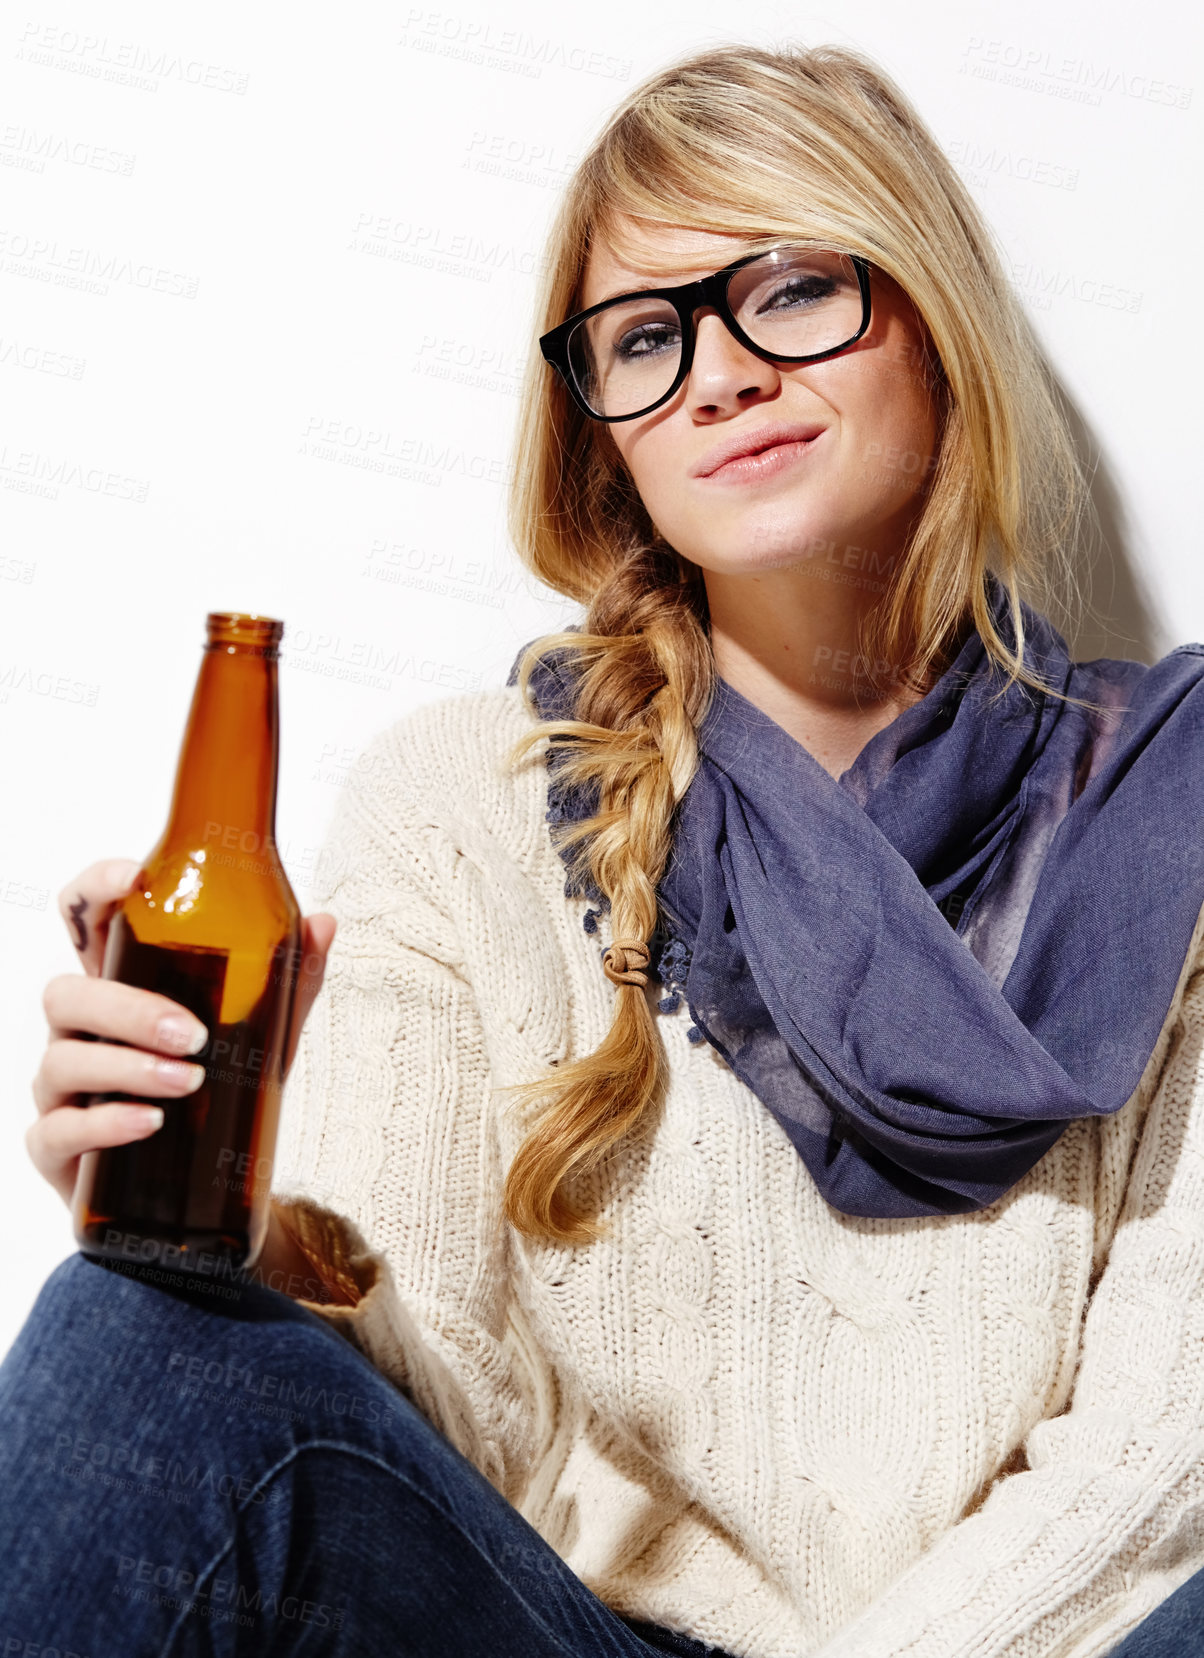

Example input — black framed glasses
[540,245,873,423]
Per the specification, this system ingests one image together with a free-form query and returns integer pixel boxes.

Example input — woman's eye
[614,322,679,360]
[759,276,837,312]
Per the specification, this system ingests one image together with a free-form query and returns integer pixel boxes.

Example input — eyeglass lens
[567,248,864,419]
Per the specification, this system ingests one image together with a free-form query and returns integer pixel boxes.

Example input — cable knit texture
[272,685,1204,1658]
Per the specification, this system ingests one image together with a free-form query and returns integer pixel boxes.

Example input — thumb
[283,912,337,1075]
[303,911,337,966]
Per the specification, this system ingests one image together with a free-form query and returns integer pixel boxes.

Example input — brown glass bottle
[72,612,302,1279]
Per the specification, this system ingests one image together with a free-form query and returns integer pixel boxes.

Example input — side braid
[499,545,713,1245]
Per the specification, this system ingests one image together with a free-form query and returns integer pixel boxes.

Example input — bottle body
[71,613,301,1279]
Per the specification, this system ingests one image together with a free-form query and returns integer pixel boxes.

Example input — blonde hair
[497,40,1107,1246]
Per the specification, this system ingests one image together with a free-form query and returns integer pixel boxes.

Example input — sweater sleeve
[269,718,540,1507]
[814,928,1204,1658]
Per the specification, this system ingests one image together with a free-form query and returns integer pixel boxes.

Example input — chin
[719,514,850,571]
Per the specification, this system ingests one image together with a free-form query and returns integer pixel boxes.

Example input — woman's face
[579,220,943,583]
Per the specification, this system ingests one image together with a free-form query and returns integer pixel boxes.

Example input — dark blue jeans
[0,1253,738,1658]
[0,1253,1199,1657]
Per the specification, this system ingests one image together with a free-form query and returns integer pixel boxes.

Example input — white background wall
[1,0,1200,1356]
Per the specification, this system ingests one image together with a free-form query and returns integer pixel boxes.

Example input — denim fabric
[0,1253,1200,1654]
[0,1253,738,1658]
[1102,1567,1204,1654]
[510,573,1204,1219]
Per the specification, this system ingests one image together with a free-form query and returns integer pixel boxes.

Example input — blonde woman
[7,41,1204,1658]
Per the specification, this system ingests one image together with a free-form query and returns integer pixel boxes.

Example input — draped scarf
[507,573,1204,1218]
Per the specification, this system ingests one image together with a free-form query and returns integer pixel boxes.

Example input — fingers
[32,1036,205,1117]
[306,912,338,958]
[26,1103,166,1208]
[31,899,336,1216]
[57,858,142,975]
[283,912,337,1075]
[42,973,208,1054]
[40,908,334,1093]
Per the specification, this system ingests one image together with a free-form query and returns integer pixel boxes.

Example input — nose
[684,306,780,415]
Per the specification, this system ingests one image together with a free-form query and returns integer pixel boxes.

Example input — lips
[692,421,827,479]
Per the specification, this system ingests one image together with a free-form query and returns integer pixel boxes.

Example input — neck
[703,565,932,782]
[162,644,280,849]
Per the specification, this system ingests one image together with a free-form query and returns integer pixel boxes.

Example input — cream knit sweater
[273,684,1204,1658]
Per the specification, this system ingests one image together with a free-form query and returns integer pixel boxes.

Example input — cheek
[620,431,684,521]
[830,359,939,501]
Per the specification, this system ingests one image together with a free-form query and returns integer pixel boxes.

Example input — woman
[6,40,1204,1658]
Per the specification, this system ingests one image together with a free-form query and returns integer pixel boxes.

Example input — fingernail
[150,1057,206,1092]
[130,1106,164,1134]
[156,1016,208,1056]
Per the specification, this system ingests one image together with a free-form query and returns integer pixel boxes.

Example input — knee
[3,1250,305,1381]
[0,1250,403,1462]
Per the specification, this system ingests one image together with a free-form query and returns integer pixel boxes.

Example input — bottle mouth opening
[206,613,284,651]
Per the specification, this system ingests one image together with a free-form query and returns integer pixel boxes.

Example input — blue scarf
[507,572,1204,1218]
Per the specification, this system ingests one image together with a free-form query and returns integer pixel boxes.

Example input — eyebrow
[592,275,684,305]
[589,242,785,307]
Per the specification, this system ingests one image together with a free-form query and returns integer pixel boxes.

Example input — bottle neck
[162,641,280,853]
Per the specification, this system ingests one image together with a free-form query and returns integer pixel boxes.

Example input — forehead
[580,219,764,308]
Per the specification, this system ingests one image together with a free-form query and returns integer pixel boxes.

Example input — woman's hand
[28,857,337,1209]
